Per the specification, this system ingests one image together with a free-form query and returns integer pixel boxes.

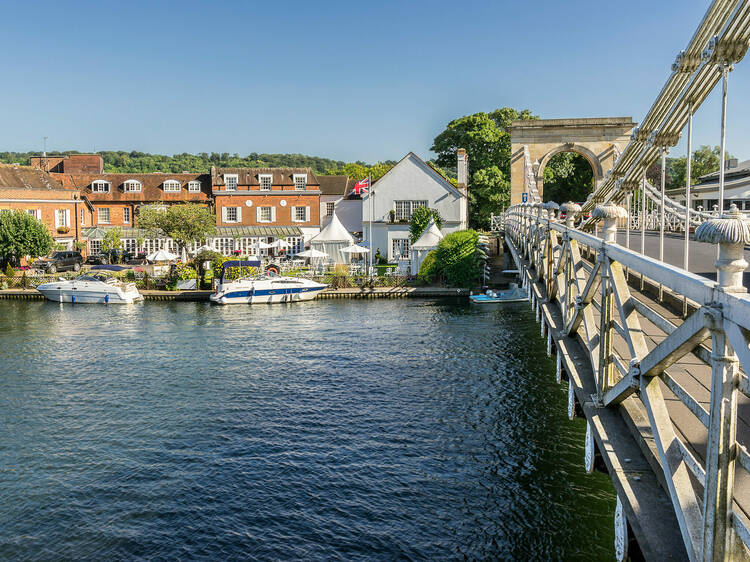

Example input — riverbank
[0,287,470,301]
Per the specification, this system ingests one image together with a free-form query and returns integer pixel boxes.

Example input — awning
[81,225,303,239]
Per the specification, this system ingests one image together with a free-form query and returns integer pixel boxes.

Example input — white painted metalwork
[503,200,750,561]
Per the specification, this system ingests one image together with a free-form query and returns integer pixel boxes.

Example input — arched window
[187,180,201,193]
[163,180,181,192]
[123,179,142,192]
[91,180,110,193]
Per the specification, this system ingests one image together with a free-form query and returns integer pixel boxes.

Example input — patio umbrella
[341,244,370,254]
[257,241,276,249]
[146,249,178,262]
[296,248,328,258]
[192,245,214,255]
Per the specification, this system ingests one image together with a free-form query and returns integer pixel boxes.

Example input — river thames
[1,299,615,560]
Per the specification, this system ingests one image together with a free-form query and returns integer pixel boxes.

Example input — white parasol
[146,249,178,262]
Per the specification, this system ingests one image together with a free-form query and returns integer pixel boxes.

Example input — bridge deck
[507,233,750,560]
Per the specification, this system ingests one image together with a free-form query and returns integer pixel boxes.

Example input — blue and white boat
[469,284,528,304]
[210,260,327,305]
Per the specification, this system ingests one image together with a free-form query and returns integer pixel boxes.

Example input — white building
[319,175,362,235]
[362,152,468,262]
[667,158,750,212]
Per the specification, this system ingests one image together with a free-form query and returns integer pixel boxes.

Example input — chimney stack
[457,148,469,191]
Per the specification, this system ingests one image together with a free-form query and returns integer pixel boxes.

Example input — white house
[667,158,750,212]
[362,151,468,262]
[319,175,362,235]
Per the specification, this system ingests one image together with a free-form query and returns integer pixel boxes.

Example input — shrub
[417,250,438,284]
[327,264,352,289]
[5,263,15,278]
[410,207,443,242]
[433,230,481,288]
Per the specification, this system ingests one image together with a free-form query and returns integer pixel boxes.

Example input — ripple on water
[0,299,615,561]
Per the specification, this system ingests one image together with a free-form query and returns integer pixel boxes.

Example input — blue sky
[2,0,748,163]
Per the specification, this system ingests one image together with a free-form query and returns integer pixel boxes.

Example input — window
[394,200,428,221]
[226,207,238,222]
[326,202,335,216]
[89,239,102,254]
[123,207,131,223]
[26,209,38,218]
[91,180,110,193]
[224,174,238,191]
[259,174,272,191]
[80,208,85,226]
[55,209,67,228]
[98,208,110,224]
[124,180,142,192]
[292,206,308,222]
[163,180,181,192]
[293,174,307,191]
[391,238,411,259]
[188,180,201,193]
[259,206,272,222]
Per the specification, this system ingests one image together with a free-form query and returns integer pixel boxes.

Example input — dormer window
[293,174,307,191]
[91,180,110,193]
[163,180,181,192]
[259,174,272,191]
[224,174,238,191]
[188,180,201,193]
[124,179,142,192]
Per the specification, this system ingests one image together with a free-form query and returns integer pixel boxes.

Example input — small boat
[36,273,143,304]
[469,283,528,304]
[210,259,327,305]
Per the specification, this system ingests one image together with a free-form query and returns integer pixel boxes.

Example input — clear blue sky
[2,0,748,163]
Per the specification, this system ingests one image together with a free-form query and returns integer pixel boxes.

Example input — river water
[0,299,615,560]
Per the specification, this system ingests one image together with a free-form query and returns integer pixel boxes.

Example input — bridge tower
[509,117,636,205]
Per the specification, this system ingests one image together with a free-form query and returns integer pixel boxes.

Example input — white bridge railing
[504,201,750,561]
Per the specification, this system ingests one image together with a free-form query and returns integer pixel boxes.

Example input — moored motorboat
[210,259,327,305]
[36,273,143,304]
[469,283,527,304]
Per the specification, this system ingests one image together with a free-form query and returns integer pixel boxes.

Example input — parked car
[86,249,132,265]
[33,251,84,273]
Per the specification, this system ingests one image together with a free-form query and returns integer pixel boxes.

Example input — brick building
[211,166,321,255]
[0,163,85,254]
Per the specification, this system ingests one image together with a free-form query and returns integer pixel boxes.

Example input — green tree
[431,107,537,228]
[409,206,443,242]
[669,145,734,188]
[432,230,481,288]
[542,152,594,203]
[138,204,215,257]
[0,210,53,265]
[100,227,122,253]
[324,161,396,181]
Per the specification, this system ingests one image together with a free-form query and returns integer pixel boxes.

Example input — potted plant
[57,226,70,234]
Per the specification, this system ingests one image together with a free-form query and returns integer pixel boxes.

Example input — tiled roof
[0,163,67,191]
[318,175,349,196]
[212,167,320,187]
[54,172,211,202]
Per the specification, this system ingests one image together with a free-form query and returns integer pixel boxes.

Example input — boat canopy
[219,259,262,282]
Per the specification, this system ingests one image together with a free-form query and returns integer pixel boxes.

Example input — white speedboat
[210,259,327,305]
[469,284,528,304]
[36,273,143,304]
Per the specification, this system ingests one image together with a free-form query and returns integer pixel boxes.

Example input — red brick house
[211,166,321,255]
[0,163,85,254]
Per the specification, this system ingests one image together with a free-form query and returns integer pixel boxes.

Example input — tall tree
[669,145,734,188]
[431,107,537,228]
[542,152,594,203]
[409,206,443,242]
[0,210,53,265]
[138,204,215,257]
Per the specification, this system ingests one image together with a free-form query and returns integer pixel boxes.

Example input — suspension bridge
[495,1,750,560]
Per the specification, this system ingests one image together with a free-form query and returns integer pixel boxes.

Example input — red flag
[350,177,370,196]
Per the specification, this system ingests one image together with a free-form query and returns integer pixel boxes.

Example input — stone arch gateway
[509,117,636,205]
